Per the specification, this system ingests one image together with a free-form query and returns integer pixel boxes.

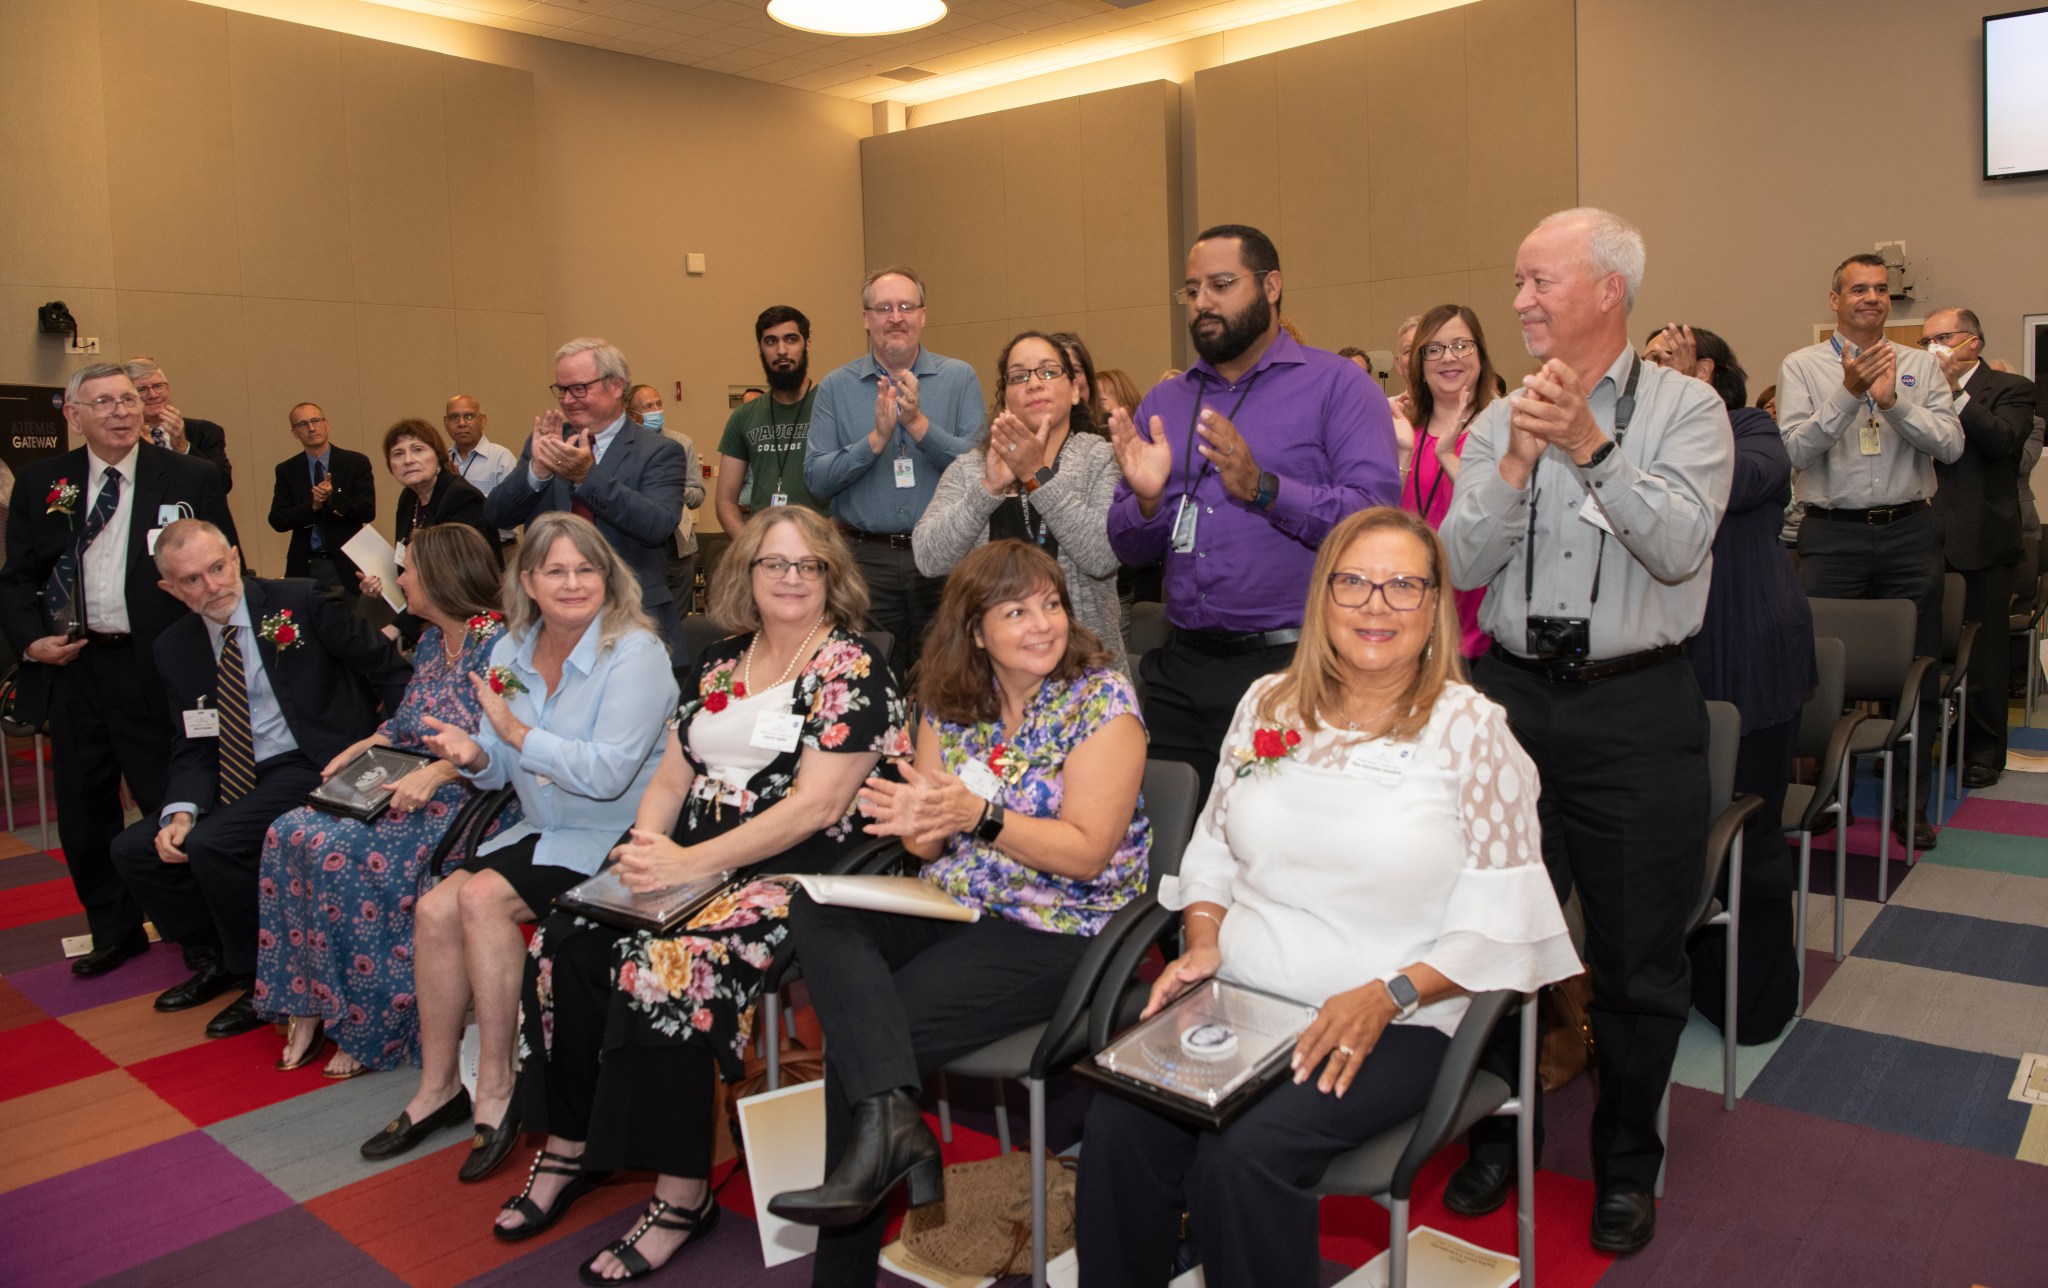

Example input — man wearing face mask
[1108,223,1399,798]
[627,383,706,616]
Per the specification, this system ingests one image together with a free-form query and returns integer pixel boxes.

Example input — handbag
[1537,970,1596,1093]
[899,1149,1077,1278]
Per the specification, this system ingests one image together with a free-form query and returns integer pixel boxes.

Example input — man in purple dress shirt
[1108,225,1400,795]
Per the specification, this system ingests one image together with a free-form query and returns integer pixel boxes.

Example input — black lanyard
[1522,353,1641,608]
[1178,370,1261,503]
[759,386,806,497]
[1408,421,1470,517]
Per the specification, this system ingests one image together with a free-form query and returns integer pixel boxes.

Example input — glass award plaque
[45,563,85,639]
[554,868,735,935]
[1077,978,1319,1129]
[305,747,436,822]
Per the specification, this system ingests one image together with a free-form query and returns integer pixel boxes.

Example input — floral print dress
[521,627,909,1082]
[253,620,521,1068]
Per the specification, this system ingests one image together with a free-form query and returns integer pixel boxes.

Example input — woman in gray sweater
[914,331,1129,676]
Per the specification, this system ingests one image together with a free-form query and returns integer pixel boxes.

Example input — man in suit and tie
[484,337,690,656]
[0,363,239,977]
[124,357,235,493]
[109,519,411,1037]
[1923,309,2039,788]
[267,402,375,595]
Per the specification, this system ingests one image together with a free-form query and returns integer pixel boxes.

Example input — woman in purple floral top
[768,540,1149,1285]
[502,509,908,1285]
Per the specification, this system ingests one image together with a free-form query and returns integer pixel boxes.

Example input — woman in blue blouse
[357,512,678,1183]
[769,539,1150,1288]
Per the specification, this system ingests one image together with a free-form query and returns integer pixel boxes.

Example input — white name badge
[957,757,1004,803]
[769,491,789,508]
[182,707,219,738]
[158,504,184,527]
[393,541,408,569]
[1170,495,1199,553]
[893,456,916,489]
[751,710,804,753]
[1344,740,1413,784]
[1577,493,1616,536]
[146,527,164,555]
[1859,417,1884,456]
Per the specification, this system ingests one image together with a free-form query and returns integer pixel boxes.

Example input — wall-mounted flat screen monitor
[1986,6,2048,179]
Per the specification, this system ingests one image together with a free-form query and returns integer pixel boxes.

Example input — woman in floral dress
[500,507,909,1286]
[255,525,515,1078]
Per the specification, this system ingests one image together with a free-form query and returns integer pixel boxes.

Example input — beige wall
[860,80,1186,394]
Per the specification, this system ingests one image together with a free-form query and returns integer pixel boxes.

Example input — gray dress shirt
[803,348,984,533]
[1442,347,1734,660]
[1777,339,1962,507]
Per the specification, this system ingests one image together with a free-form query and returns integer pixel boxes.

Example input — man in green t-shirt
[715,305,825,533]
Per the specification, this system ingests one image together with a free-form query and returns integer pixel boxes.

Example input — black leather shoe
[1962,762,2001,790]
[768,1088,943,1226]
[1890,815,1937,852]
[360,1088,472,1160]
[458,1108,523,1183]
[204,990,266,1039]
[72,930,149,978]
[1590,1189,1656,1254]
[154,962,247,1013]
[1441,1157,1513,1217]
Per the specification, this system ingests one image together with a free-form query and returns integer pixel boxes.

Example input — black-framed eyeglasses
[752,556,827,581]
[1002,365,1070,387]
[1421,338,1478,362]
[549,376,617,400]
[1172,270,1272,306]
[1916,330,1977,350]
[290,415,328,432]
[1327,573,1434,611]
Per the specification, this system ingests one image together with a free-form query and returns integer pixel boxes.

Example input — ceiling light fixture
[766,0,948,37]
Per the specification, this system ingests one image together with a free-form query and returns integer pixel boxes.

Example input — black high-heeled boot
[767,1088,943,1226]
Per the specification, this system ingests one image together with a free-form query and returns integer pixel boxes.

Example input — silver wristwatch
[1383,972,1421,1021]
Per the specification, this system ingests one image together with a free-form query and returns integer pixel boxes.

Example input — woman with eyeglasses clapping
[1398,305,1502,659]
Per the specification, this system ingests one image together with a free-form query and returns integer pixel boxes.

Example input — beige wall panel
[454,309,552,455]
[227,14,354,302]
[1461,270,1535,385]
[1274,33,1373,291]
[2,2,115,290]
[918,117,1009,324]
[1463,0,1575,270]
[239,296,361,573]
[354,304,460,485]
[1366,270,1472,391]
[0,286,120,396]
[1363,7,1467,282]
[99,0,240,296]
[1192,57,1280,235]
[919,320,1013,401]
[1079,83,1180,314]
[443,59,543,316]
[862,128,934,275]
[1003,100,1088,321]
[1011,314,1089,351]
[115,289,252,473]
[344,40,454,310]
[1280,281,1374,356]
[1084,305,1179,387]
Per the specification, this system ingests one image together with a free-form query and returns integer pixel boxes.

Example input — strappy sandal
[492,1149,611,1243]
[577,1191,721,1285]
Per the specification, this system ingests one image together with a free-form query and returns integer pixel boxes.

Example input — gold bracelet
[1186,909,1223,928]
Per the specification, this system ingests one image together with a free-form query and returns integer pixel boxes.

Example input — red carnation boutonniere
[987,741,1030,786]
[482,665,528,696]
[1230,727,1302,779]
[464,611,505,646]
[47,479,80,525]
[259,609,301,650]
[701,662,746,714]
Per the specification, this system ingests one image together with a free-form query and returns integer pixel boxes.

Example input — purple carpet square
[88,1206,406,1288]
[0,912,85,975]
[0,1131,293,1288]
[8,943,194,1018]
[0,852,66,891]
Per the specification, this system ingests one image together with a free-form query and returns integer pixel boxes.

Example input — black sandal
[578,1192,721,1284]
[492,1149,611,1243]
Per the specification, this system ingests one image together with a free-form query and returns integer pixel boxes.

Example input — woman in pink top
[1396,304,1500,658]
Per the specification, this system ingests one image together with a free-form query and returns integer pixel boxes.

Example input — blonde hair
[504,512,654,651]
[707,507,867,635]
[1255,507,1464,742]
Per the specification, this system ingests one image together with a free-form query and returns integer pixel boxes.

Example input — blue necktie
[45,470,122,632]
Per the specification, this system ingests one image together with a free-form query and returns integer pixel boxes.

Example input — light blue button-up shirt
[464,615,678,876]
[803,348,983,533]
[160,594,299,824]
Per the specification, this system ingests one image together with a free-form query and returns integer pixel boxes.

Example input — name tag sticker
[393,541,408,569]
[957,757,1004,803]
[1344,740,1413,783]
[751,710,804,753]
[146,527,164,555]
[1577,494,1616,535]
[769,491,789,508]
[183,707,219,738]
[1859,418,1884,456]
[1170,496,1199,553]
[158,504,184,527]
[893,457,916,489]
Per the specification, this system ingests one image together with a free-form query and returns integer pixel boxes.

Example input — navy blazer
[1934,365,2037,571]
[268,446,377,579]
[154,577,412,815]
[0,443,239,725]
[397,470,500,560]
[483,420,688,611]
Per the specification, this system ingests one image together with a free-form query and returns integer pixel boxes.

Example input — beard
[1189,292,1272,367]
[761,349,809,395]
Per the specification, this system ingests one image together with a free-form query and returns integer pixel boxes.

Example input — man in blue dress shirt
[804,266,983,672]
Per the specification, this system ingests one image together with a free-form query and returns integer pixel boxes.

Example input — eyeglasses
[1327,573,1434,611]
[133,379,170,396]
[1172,270,1272,306]
[535,564,599,585]
[1917,330,1977,350]
[444,411,480,423]
[1421,338,1478,362]
[290,415,328,431]
[752,557,827,581]
[863,302,924,317]
[74,392,143,414]
[549,377,616,400]
[1003,365,1070,387]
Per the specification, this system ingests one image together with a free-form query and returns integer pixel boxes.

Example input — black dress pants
[47,640,169,946]
[1138,632,1297,802]
[789,896,1091,1287]
[1465,655,1708,1195]
[109,753,321,976]
[1953,560,2014,771]
[1075,1023,1449,1288]
[849,541,944,681]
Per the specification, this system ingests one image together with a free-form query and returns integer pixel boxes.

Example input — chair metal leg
[1795,830,1811,1018]
[936,1070,952,1143]
[763,992,783,1091]
[1835,749,1851,962]
[1389,1194,1410,1288]
[2029,625,2041,728]
[34,733,49,851]
[1904,710,1920,871]
[1933,699,1950,827]
[1955,676,1966,810]
[1029,1077,1048,1288]
[1878,748,1893,896]
[1518,998,1537,1288]
[994,1095,1013,1154]
[1653,1082,1670,1198]
[1725,835,1741,1112]
[1,731,14,834]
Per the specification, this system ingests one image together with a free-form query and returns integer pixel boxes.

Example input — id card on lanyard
[1829,334,1885,456]
[1168,372,1261,554]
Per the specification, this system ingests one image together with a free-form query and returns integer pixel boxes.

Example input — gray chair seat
[1313,1071,1511,1198]
[944,1024,1048,1079]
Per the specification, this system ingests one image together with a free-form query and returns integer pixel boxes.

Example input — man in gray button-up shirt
[804,266,982,670]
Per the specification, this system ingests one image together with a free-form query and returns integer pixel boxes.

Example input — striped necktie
[45,468,123,632]
[216,625,257,805]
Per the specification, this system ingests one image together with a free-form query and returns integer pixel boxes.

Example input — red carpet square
[0,877,86,932]
[126,1025,331,1126]
[0,1017,117,1101]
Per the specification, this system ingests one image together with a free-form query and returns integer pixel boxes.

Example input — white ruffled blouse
[1161,677,1579,1037]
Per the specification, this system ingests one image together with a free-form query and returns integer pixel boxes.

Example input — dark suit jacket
[397,470,500,561]
[483,419,688,610]
[1935,364,2038,570]
[268,447,376,579]
[155,577,412,815]
[171,417,234,494]
[0,444,239,725]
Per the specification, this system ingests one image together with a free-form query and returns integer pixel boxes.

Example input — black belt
[1488,641,1683,684]
[1173,627,1302,657]
[1805,499,1930,525]
[835,522,913,551]
[82,631,133,648]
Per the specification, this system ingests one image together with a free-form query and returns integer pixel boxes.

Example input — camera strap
[1522,352,1641,611]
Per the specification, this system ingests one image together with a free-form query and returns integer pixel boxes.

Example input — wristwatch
[1022,465,1054,495]
[1252,470,1280,511]
[1382,972,1421,1021]
[1579,439,1617,469]
[975,800,1007,844]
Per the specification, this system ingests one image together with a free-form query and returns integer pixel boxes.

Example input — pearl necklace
[745,613,826,694]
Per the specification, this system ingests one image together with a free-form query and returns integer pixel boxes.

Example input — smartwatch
[1579,440,1617,469]
[1252,470,1280,511]
[975,800,1007,844]
[1382,972,1421,1021]
[1022,465,1054,495]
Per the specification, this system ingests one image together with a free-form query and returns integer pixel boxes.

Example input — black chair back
[1798,639,1848,761]
[1138,759,1199,889]
[1807,597,1914,705]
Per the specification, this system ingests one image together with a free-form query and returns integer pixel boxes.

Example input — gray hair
[152,518,232,572]
[66,362,131,403]
[1397,314,1422,338]
[122,357,164,383]
[504,512,655,654]
[1538,207,1646,311]
[554,338,630,386]
[861,265,926,309]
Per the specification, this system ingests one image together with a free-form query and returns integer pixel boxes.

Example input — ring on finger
[1337,1044,1357,1057]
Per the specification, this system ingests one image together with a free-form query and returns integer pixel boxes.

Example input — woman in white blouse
[1074,507,1577,1288]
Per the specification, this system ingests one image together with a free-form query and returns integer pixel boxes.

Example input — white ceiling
[363,0,1356,104]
